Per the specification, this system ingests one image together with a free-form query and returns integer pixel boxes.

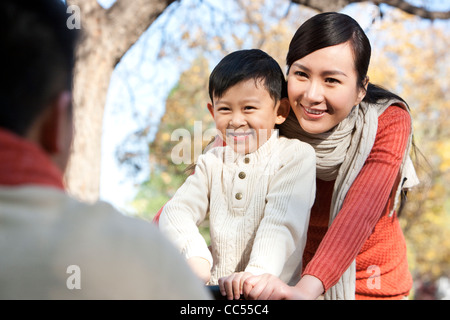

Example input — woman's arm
[303,106,411,291]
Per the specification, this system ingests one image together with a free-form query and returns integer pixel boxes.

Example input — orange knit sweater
[302,105,413,300]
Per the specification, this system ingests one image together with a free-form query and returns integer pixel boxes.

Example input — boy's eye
[244,106,256,110]
[217,106,231,112]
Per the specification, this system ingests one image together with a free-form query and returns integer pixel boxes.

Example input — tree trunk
[65,0,176,202]
[65,36,115,202]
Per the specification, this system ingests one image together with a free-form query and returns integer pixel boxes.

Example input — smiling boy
[159,49,316,300]
[208,75,285,155]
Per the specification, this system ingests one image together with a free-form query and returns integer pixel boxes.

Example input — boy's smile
[207,79,288,154]
[226,129,255,142]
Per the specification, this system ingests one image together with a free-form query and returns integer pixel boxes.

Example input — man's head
[0,0,79,170]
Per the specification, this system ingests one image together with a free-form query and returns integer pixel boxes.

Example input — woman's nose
[303,80,324,105]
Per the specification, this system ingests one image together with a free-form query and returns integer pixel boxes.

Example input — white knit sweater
[160,133,316,285]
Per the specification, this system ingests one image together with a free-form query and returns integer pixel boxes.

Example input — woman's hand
[218,272,253,300]
[187,257,211,284]
[243,274,293,300]
[243,274,324,300]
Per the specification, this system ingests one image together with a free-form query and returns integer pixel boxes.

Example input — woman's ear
[356,76,369,105]
[275,98,290,125]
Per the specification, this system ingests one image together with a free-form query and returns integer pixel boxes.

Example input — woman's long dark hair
[285,12,421,216]
[286,12,404,104]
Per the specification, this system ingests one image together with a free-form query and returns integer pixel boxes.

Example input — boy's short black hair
[208,49,287,104]
[0,0,79,136]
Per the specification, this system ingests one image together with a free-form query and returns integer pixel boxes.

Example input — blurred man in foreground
[0,0,210,300]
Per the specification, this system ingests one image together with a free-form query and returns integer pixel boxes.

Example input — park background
[64,0,449,299]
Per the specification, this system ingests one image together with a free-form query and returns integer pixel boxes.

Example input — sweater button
[244,157,250,164]
[238,172,246,179]
[235,193,243,200]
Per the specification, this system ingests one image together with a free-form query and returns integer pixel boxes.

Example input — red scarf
[0,128,64,190]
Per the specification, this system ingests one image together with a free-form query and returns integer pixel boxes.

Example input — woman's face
[287,41,367,134]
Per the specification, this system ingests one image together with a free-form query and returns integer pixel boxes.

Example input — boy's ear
[207,103,215,119]
[275,98,290,125]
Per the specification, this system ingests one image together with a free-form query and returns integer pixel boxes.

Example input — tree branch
[370,0,450,20]
[105,0,178,65]
[290,0,450,20]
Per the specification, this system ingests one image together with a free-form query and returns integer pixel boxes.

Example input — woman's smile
[302,105,328,119]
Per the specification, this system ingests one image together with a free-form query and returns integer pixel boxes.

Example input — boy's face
[207,79,287,154]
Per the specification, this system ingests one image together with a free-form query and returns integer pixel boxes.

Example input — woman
[241,12,419,300]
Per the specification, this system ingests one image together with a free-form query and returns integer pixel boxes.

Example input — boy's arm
[159,154,214,270]
[245,141,316,278]
[188,257,212,284]
[153,135,225,226]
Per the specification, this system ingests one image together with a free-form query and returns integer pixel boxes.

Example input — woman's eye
[325,77,340,84]
[294,71,308,78]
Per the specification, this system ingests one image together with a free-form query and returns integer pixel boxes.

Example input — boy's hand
[187,257,211,284]
[218,272,253,300]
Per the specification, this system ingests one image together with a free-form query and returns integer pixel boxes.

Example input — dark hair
[286,12,404,104]
[209,49,287,105]
[0,0,79,136]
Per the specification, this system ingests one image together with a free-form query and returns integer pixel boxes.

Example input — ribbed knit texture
[302,106,413,299]
[160,133,316,285]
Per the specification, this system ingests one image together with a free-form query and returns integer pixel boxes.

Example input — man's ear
[40,91,72,154]
[275,98,290,125]
[207,102,215,120]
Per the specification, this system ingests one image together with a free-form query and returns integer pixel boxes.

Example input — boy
[159,49,316,299]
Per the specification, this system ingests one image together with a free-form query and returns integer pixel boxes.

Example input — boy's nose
[229,113,246,127]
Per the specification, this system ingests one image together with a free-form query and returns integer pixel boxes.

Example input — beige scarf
[279,99,419,300]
